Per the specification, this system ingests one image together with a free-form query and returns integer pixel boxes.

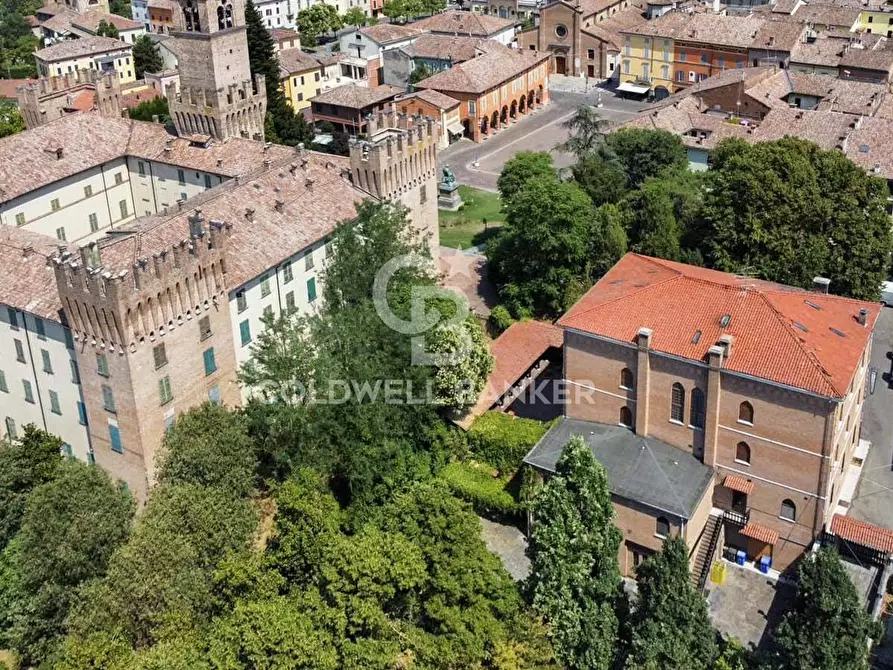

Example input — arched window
[735,441,751,465]
[620,367,634,390]
[184,0,200,31]
[780,499,796,522]
[689,387,705,429]
[225,3,233,27]
[656,516,670,538]
[670,383,685,422]
[739,401,754,425]
[620,406,633,428]
[217,4,225,29]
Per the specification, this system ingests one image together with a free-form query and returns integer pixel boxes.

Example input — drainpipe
[814,401,837,543]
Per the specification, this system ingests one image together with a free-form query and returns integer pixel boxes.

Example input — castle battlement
[167,75,267,141]
[52,213,233,353]
[18,69,121,129]
[348,108,439,201]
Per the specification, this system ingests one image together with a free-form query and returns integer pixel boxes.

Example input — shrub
[488,305,515,336]
[468,412,550,473]
[439,462,518,518]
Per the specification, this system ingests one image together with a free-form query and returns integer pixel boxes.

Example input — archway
[536,84,543,104]
[463,118,471,138]
[510,100,517,118]
[554,54,567,75]
[480,116,488,136]
[527,90,534,108]
[490,110,499,131]
[654,85,670,101]
[500,105,508,125]
[518,94,526,114]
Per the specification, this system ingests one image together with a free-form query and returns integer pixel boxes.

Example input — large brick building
[525,253,877,576]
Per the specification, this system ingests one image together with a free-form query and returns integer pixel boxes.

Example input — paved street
[849,307,893,529]
[437,88,647,192]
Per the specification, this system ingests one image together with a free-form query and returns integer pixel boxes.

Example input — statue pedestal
[438,182,463,211]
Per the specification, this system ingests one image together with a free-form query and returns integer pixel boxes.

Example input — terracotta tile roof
[723,475,755,495]
[400,34,508,62]
[790,36,844,67]
[0,78,34,100]
[741,522,780,545]
[358,23,423,44]
[830,514,893,553]
[0,226,73,320]
[314,52,346,67]
[461,320,563,423]
[35,35,130,62]
[415,48,549,94]
[597,1,648,33]
[93,152,362,288]
[72,10,144,31]
[310,83,402,109]
[121,87,160,109]
[750,20,806,51]
[792,3,859,28]
[69,88,95,110]
[410,10,516,36]
[277,47,321,76]
[559,253,878,398]
[269,28,298,41]
[0,112,294,204]
[840,43,893,74]
[398,88,460,109]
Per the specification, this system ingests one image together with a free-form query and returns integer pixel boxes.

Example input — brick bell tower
[165,0,267,142]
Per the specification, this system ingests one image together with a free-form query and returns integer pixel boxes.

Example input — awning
[831,514,893,554]
[740,522,779,545]
[446,121,465,135]
[617,81,651,95]
[723,475,754,495]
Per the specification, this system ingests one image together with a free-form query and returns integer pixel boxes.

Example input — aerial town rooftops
[357,22,424,45]
[35,35,130,62]
[415,48,549,94]
[409,10,516,37]
[397,89,461,110]
[72,9,144,31]
[310,83,403,109]
[559,253,878,398]
[400,34,509,62]
[0,112,295,204]
[750,19,807,51]
[277,47,322,76]
[0,226,73,320]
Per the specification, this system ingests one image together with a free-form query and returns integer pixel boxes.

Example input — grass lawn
[439,186,505,249]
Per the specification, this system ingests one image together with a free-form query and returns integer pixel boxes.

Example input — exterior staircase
[692,513,723,592]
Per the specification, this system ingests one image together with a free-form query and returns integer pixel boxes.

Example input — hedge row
[467,411,550,473]
[439,462,518,518]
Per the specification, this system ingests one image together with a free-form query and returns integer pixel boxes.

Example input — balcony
[723,508,749,527]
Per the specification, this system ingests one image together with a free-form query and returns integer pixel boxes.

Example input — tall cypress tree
[626,535,717,669]
[244,0,314,146]
[526,435,626,669]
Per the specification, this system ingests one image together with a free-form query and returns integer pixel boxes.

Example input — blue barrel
[736,549,746,566]
[759,556,771,573]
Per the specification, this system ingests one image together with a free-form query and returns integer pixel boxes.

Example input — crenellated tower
[165,0,266,142]
[51,211,241,501]
[348,106,440,248]
[17,69,121,129]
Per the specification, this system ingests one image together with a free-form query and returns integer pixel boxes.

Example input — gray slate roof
[524,417,714,519]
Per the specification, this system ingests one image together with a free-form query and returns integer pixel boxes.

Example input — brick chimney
[703,344,725,467]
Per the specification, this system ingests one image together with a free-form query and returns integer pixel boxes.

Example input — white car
[881,280,893,307]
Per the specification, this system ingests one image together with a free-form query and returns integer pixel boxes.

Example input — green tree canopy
[296,3,343,45]
[133,34,163,78]
[497,151,555,202]
[246,0,315,145]
[605,128,688,188]
[0,100,24,139]
[96,18,120,38]
[526,435,625,670]
[626,535,717,670]
[155,403,257,498]
[342,6,367,26]
[127,95,170,124]
[698,137,893,300]
[409,61,433,87]
[773,548,880,670]
[488,175,596,316]
[571,151,628,208]
[0,425,62,552]
[558,105,610,160]
[427,315,493,410]
[0,459,133,666]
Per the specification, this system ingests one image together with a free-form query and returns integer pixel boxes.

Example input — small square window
[282,262,293,283]
[153,343,167,369]
[15,212,25,226]
[0,370,7,393]
[5,418,16,440]
[177,168,185,185]
[70,359,80,384]
[119,200,129,218]
[102,384,115,412]
[51,198,60,211]
[305,252,315,271]
[14,339,25,363]
[84,184,93,197]
[89,213,99,232]
[34,317,46,340]
[49,390,61,415]
[307,277,317,303]
[97,353,109,377]
[109,424,123,453]
[204,174,212,189]
[56,227,67,241]
[285,290,296,313]
[203,347,216,375]
[199,316,212,340]
[77,401,88,425]
[114,172,123,185]
[260,275,271,297]
[23,379,34,404]
[41,349,53,374]
[239,319,251,346]
[159,376,173,405]
[236,291,247,312]
[137,161,146,177]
